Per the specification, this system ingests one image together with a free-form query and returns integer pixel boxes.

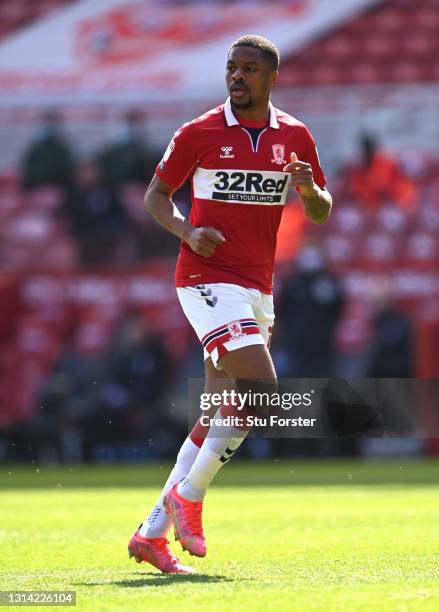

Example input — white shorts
[176,282,274,369]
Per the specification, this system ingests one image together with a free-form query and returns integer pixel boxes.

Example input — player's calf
[235,376,278,416]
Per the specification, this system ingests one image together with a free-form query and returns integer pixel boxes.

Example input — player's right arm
[144,176,225,258]
[145,122,225,258]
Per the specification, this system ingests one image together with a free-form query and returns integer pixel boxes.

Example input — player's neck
[231,101,270,123]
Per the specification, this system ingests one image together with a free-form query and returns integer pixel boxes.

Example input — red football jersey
[156,98,326,293]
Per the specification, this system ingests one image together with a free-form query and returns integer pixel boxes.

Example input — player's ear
[271,70,279,85]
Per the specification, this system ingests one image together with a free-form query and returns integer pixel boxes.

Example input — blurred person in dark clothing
[21,109,75,191]
[69,160,131,265]
[367,280,413,378]
[85,313,175,459]
[37,314,174,461]
[104,313,172,408]
[279,244,344,377]
[35,318,112,462]
[98,109,158,189]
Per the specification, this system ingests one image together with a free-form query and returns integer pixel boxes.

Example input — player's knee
[235,377,278,416]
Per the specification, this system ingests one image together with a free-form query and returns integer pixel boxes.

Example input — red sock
[189,396,255,447]
[189,416,210,447]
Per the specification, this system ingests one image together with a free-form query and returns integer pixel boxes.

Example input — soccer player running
[128,35,332,573]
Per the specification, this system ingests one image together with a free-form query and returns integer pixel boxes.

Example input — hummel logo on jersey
[271,144,286,165]
[220,146,234,159]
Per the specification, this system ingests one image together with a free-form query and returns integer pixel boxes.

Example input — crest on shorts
[228,320,243,339]
[271,144,286,165]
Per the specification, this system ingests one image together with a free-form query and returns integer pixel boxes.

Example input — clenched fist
[183,226,226,258]
[283,152,318,198]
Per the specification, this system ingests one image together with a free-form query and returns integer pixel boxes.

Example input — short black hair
[229,35,280,70]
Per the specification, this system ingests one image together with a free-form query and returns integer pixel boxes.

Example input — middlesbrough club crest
[271,144,286,165]
[228,320,243,339]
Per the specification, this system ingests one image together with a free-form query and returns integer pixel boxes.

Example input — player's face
[226,46,278,111]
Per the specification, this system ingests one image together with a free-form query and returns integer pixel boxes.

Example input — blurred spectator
[82,313,175,460]
[279,244,344,377]
[35,313,175,462]
[343,134,417,210]
[69,160,131,265]
[366,280,413,378]
[36,317,112,461]
[104,313,172,409]
[21,109,75,192]
[97,109,157,189]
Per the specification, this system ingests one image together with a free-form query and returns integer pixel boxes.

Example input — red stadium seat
[374,205,409,235]
[351,63,382,84]
[0,348,47,426]
[38,236,78,270]
[322,38,352,59]
[374,8,407,31]
[32,301,71,337]
[6,211,56,245]
[331,205,367,235]
[416,7,439,29]
[0,243,30,269]
[323,234,359,271]
[403,232,438,270]
[36,0,70,15]
[417,204,439,233]
[0,167,20,190]
[0,190,21,223]
[333,298,372,354]
[73,318,115,358]
[404,34,434,56]
[363,36,395,57]
[392,61,422,82]
[0,206,79,270]
[16,331,61,369]
[360,233,398,271]
[119,182,151,226]
[25,186,64,211]
[0,0,75,41]
[280,0,437,86]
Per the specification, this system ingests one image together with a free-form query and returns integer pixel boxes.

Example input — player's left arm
[302,187,332,225]
[283,152,332,225]
[283,127,332,224]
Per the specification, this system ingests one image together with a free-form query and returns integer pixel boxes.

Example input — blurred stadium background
[0,0,438,465]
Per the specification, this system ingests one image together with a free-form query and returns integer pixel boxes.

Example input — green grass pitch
[1,460,439,611]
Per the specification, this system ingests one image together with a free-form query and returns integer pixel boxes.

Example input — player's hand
[283,152,318,198]
[183,226,226,258]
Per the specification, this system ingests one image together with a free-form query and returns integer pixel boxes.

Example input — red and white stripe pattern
[201,318,260,358]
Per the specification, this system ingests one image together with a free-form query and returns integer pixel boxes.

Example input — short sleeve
[301,127,326,190]
[155,122,198,190]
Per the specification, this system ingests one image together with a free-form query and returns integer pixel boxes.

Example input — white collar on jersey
[224,97,280,129]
